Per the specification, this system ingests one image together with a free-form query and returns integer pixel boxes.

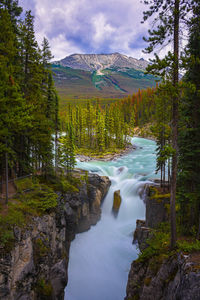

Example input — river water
[65,137,158,300]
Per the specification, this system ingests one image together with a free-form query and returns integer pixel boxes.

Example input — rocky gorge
[0,173,110,300]
[125,185,200,300]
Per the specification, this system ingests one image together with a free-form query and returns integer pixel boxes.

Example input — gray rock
[54,53,148,72]
[133,219,153,250]
[125,252,200,300]
[145,186,169,228]
[50,259,68,300]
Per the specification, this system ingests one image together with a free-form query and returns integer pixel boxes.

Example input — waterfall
[65,137,158,300]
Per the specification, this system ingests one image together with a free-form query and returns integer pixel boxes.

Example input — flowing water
[65,137,158,300]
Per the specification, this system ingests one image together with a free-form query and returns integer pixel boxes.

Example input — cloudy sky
[19,0,153,61]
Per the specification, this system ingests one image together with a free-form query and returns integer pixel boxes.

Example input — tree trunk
[5,152,9,204]
[168,158,171,191]
[55,130,58,174]
[197,212,200,240]
[170,0,179,249]
[55,95,59,175]
[1,162,3,198]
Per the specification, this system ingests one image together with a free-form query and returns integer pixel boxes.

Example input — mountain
[52,53,157,104]
[53,53,149,72]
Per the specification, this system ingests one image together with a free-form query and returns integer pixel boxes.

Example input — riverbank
[76,132,156,163]
[76,143,137,162]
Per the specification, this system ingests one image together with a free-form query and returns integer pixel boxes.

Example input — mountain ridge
[53,53,149,73]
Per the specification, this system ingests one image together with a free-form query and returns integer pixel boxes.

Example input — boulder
[112,190,122,215]
[133,219,153,251]
[117,167,125,174]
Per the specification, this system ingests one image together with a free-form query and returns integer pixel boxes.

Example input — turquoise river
[65,137,158,300]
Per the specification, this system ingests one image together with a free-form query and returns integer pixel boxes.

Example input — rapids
[65,137,158,300]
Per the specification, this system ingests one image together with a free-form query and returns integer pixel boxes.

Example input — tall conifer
[142,0,192,248]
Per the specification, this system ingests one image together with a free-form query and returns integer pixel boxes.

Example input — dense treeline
[0,1,59,201]
[59,87,157,157]
[119,87,156,127]
[61,101,130,153]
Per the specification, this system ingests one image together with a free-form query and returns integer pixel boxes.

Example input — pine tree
[104,106,110,148]
[96,110,105,152]
[20,12,56,177]
[142,0,192,248]
[0,4,60,195]
[178,0,200,237]
[59,124,76,175]
[0,0,22,31]
[41,37,53,69]
[21,10,41,100]
[54,94,59,174]
[152,84,172,189]
[0,9,30,201]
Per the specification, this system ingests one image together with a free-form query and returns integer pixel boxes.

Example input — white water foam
[65,137,158,300]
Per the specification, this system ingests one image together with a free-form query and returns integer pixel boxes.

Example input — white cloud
[49,34,82,60]
[19,0,159,60]
[92,13,116,46]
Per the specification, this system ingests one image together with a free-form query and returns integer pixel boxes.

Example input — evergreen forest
[0,0,200,263]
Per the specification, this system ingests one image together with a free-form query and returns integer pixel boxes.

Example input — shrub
[39,174,79,194]
[0,228,14,250]
[138,231,170,262]
[22,185,58,213]
[58,178,79,193]
[36,278,53,298]
[0,206,25,250]
[177,239,200,252]
[15,177,35,193]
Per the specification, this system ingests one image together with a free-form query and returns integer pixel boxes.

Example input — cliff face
[125,251,200,300]
[126,185,200,300]
[0,173,111,300]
